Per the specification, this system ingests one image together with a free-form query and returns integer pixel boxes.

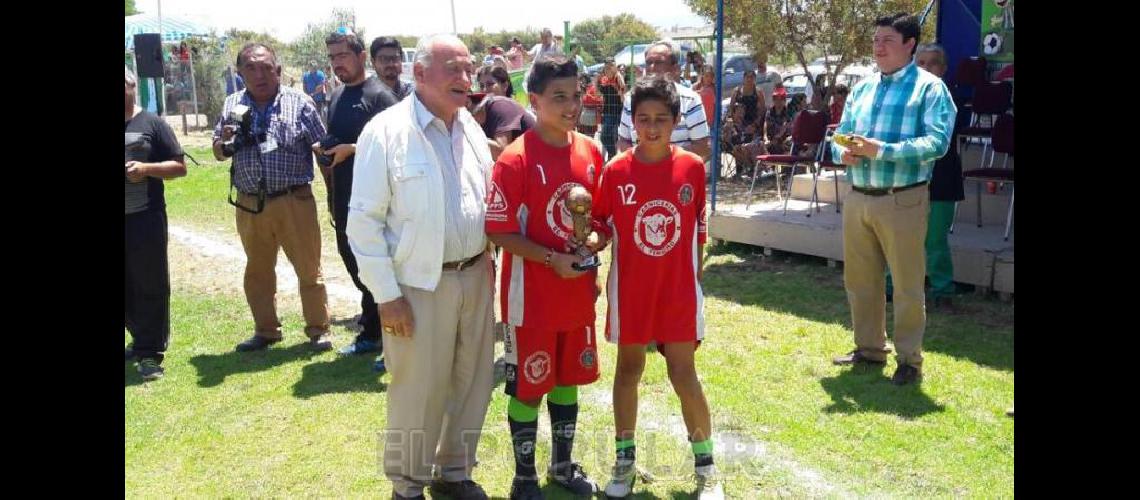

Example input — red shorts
[505,325,600,400]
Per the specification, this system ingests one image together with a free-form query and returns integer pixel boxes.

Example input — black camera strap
[227,102,272,214]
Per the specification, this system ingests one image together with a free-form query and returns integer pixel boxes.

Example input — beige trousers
[842,185,929,369]
[382,254,496,496]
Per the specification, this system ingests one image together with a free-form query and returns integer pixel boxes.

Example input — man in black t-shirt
[125,66,187,381]
[311,31,399,368]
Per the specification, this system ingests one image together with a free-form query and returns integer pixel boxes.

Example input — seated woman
[723,104,760,179]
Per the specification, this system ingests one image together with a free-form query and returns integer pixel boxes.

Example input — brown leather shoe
[832,350,887,366]
[891,364,922,385]
[431,479,488,500]
[235,335,281,352]
[308,332,334,352]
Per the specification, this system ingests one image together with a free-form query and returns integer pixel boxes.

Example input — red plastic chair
[955,56,988,88]
[958,81,1013,168]
[810,128,847,214]
[748,110,829,212]
[958,113,1014,240]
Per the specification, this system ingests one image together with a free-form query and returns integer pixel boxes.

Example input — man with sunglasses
[312,31,399,366]
[212,42,333,354]
[371,36,415,101]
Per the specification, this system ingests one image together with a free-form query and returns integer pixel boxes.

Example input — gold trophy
[564,185,601,271]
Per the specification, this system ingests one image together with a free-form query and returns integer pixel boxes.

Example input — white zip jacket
[347,92,493,304]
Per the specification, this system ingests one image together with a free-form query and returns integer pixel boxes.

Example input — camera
[221,103,253,157]
[315,134,342,168]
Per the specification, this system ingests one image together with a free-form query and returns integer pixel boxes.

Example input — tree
[391,35,420,51]
[288,8,364,71]
[685,0,932,100]
[569,14,659,62]
[126,0,138,15]
[459,27,494,56]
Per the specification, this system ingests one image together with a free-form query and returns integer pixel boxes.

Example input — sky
[135,0,713,42]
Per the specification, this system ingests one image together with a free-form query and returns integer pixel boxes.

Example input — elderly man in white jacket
[347,34,495,500]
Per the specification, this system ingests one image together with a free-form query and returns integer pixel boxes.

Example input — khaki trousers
[234,185,329,339]
[842,185,929,369]
[383,254,496,496]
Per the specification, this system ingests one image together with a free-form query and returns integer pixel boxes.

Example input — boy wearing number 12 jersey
[592,77,722,499]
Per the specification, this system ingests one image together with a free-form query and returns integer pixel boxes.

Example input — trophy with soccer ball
[564,185,601,271]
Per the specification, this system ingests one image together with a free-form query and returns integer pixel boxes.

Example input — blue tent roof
[125,14,210,50]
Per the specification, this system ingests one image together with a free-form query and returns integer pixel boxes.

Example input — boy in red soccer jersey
[593,77,722,499]
[485,54,607,500]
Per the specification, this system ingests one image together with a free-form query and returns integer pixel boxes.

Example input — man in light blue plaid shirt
[211,43,333,355]
[830,13,957,386]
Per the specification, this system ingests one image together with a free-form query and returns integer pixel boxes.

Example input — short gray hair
[125,66,137,88]
[647,39,679,66]
[415,33,465,69]
[916,43,947,67]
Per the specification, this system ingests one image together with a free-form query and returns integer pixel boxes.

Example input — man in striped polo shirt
[830,13,957,386]
[616,40,711,162]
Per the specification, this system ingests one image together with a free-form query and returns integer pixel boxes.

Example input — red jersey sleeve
[485,149,525,233]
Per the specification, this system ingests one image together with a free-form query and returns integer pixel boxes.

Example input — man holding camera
[212,43,333,353]
[312,31,399,365]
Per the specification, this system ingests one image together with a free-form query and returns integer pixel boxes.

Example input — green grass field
[126,146,1014,497]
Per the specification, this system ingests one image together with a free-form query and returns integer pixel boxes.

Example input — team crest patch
[678,183,694,205]
[487,182,508,213]
[523,351,552,384]
[633,199,682,257]
[580,348,596,369]
[546,183,580,240]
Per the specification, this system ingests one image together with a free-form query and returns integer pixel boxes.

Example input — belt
[442,252,485,271]
[851,181,927,197]
[264,184,309,199]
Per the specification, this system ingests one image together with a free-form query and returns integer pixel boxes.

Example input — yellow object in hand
[833,133,863,149]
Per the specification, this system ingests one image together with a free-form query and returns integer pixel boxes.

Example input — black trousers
[333,205,382,346]
[125,209,171,363]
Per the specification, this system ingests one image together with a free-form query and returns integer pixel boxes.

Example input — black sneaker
[548,462,597,496]
[832,350,887,366]
[430,479,488,500]
[891,364,922,385]
[509,476,544,500]
[391,491,424,500]
[137,358,164,381]
[235,335,281,352]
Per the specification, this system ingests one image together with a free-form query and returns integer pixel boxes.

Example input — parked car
[781,63,876,99]
[718,53,755,94]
